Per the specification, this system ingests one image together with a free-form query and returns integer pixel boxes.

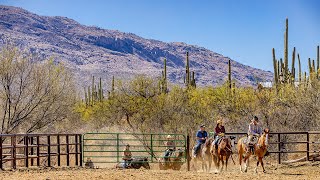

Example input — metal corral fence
[82,133,188,167]
[0,134,82,169]
[223,132,320,164]
[1,131,319,170]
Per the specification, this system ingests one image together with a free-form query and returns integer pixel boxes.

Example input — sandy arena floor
[1,162,320,180]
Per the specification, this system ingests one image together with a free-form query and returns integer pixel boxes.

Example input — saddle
[244,135,258,153]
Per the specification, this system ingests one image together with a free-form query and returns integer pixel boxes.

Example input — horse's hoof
[263,170,266,173]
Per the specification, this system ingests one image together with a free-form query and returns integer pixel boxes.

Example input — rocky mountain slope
[0,5,272,88]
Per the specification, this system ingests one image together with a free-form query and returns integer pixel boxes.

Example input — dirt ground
[1,161,320,180]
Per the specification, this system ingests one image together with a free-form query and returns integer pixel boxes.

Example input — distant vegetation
[0,18,319,138]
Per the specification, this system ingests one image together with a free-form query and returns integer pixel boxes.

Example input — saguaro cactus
[317,46,319,79]
[298,53,301,83]
[186,52,190,87]
[272,48,278,85]
[228,59,232,90]
[291,47,296,83]
[284,18,289,80]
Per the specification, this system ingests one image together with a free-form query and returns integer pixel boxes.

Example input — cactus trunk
[272,48,278,85]
[298,53,301,83]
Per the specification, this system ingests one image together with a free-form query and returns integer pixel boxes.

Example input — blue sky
[1,0,319,72]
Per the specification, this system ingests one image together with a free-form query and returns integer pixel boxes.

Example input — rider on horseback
[164,135,176,161]
[213,119,226,150]
[193,125,208,157]
[247,116,262,153]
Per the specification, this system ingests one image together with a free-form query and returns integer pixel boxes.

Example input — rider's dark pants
[193,142,204,155]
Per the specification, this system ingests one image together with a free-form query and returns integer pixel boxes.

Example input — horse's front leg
[220,156,224,172]
[255,158,259,173]
[208,155,212,172]
[239,152,243,172]
[243,155,250,173]
[260,157,266,173]
[225,155,229,171]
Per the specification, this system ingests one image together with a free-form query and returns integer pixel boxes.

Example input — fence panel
[0,134,82,170]
[82,133,187,167]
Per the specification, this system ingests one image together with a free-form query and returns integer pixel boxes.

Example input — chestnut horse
[237,128,270,173]
[210,136,236,172]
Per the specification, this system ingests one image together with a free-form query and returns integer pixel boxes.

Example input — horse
[237,128,270,173]
[158,148,185,170]
[210,136,236,172]
[116,157,150,169]
[191,137,214,172]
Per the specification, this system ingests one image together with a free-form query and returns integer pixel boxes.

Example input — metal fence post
[278,133,281,164]
[47,136,51,167]
[116,134,119,163]
[66,135,70,166]
[186,135,190,171]
[306,132,310,161]
[57,135,61,166]
[150,134,153,162]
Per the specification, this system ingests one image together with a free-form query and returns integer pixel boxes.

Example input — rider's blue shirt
[196,130,208,143]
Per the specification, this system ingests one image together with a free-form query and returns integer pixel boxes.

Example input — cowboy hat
[217,119,223,124]
[166,135,173,139]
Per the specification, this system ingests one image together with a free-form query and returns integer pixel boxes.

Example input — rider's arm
[222,126,226,133]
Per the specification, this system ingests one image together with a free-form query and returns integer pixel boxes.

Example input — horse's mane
[204,137,214,147]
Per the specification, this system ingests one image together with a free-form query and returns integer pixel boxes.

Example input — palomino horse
[237,128,270,173]
[191,138,214,172]
[158,148,185,170]
[210,136,236,172]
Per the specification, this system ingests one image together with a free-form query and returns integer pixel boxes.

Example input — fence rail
[222,131,320,164]
[0,134,82,169]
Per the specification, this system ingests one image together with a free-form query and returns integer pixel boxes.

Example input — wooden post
[36,136,40,166]
[66,135,70,166]
[75,135,79,166]
[12,135,17,169]
[0,136,3,170]
[186,135,190,171]
[25,136,29,168]
[31,137,34,166]
[57,135,61,166]
[278,133,281,164]
[79,134,83,167]
[47,136,51,167]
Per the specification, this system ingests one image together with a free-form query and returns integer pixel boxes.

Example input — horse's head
[261,128,270,146]
[229,136,236,152]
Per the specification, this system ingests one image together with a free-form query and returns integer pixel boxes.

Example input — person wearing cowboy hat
[247,116,262,153]
[213,119,226,149]
[193,124,208,157]
[164,135,176,161]
[122,144,132,168]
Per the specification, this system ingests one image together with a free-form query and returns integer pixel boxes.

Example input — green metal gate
[82,133,187,166]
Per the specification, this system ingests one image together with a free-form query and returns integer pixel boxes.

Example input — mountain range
[0,5,273,88]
